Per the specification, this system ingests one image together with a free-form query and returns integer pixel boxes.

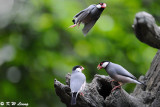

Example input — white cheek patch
[96,4,101,9]
[76,68,82,72]
[102,62,109,68]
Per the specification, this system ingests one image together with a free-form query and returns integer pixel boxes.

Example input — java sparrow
[70,65,86,105]
[69,3,106,36]
[97,61,145,92]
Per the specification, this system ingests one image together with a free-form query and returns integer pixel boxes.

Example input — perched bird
[69,3,106,36]
[97,61,145,92]
[70,65,86,105]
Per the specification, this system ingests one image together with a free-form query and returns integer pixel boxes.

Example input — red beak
[81,66,84,71]
[97,64,102,70]
[101,3,106,8]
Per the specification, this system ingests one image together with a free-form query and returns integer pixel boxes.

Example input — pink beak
[101,3,107,8]
[81,67,84,71]
[97,64,103,70]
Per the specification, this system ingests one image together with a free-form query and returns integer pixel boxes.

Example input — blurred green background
[0,0,159,106]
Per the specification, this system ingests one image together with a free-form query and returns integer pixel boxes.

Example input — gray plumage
[98,61,144,85]
[71,3,106,36]
[70,66,86,105]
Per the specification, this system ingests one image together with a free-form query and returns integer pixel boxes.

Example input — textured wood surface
[133,11,160,49]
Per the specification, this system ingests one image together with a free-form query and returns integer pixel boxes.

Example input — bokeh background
[0,0,159,106]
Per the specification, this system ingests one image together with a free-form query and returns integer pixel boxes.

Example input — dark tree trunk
[54,12,160,107]
[133,11,160,49]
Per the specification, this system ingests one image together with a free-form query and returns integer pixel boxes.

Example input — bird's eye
[100,63,103,65]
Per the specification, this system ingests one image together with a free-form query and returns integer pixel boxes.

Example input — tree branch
[133,11,160,49]
[132,50,160,107]
[54,74,145,107]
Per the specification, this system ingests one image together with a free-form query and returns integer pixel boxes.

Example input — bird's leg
[77,23,80,29]
[80,92,84,96]
[110,79,115,83]
[111,85,121,92]
[69,24,77,28]
[118,82,121,84]
[111,82,122,92]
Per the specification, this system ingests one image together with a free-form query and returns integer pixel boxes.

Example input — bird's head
[72,65,84,72]
[97,61,110,70]
[96,3,107,9]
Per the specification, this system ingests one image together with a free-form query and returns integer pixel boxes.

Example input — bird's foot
[110,79,115,83]
[118,82,121,84]
[80,92,84,96]
[69,24,77,28]
[111,85,121,92]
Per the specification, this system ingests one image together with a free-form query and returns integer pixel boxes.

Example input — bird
[97,61,145,92]
[70,65,86,105]
[69,3,106,36]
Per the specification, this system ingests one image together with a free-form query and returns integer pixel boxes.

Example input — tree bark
[54,12,160,107]
[133,11,160,49]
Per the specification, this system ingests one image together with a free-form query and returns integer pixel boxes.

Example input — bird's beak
[97,64,102,70]
[81,67,84,71]
[101,3,106,8]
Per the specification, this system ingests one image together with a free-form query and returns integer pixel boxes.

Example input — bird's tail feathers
[133,79,146,87]
[131,79,142,84]
[137,80,146,86]
[137,80,147,89]
[72,19,75,24]
[135,80,141,84]
[71,92,77,105]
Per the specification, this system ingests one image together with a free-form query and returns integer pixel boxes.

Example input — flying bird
[97,61,145,92]
[70,65,86,105]
[69,3,106,36]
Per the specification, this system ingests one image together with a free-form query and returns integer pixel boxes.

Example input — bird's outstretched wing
[82,20,97,36]
[73,5,96,24]
[73,5,96,18]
